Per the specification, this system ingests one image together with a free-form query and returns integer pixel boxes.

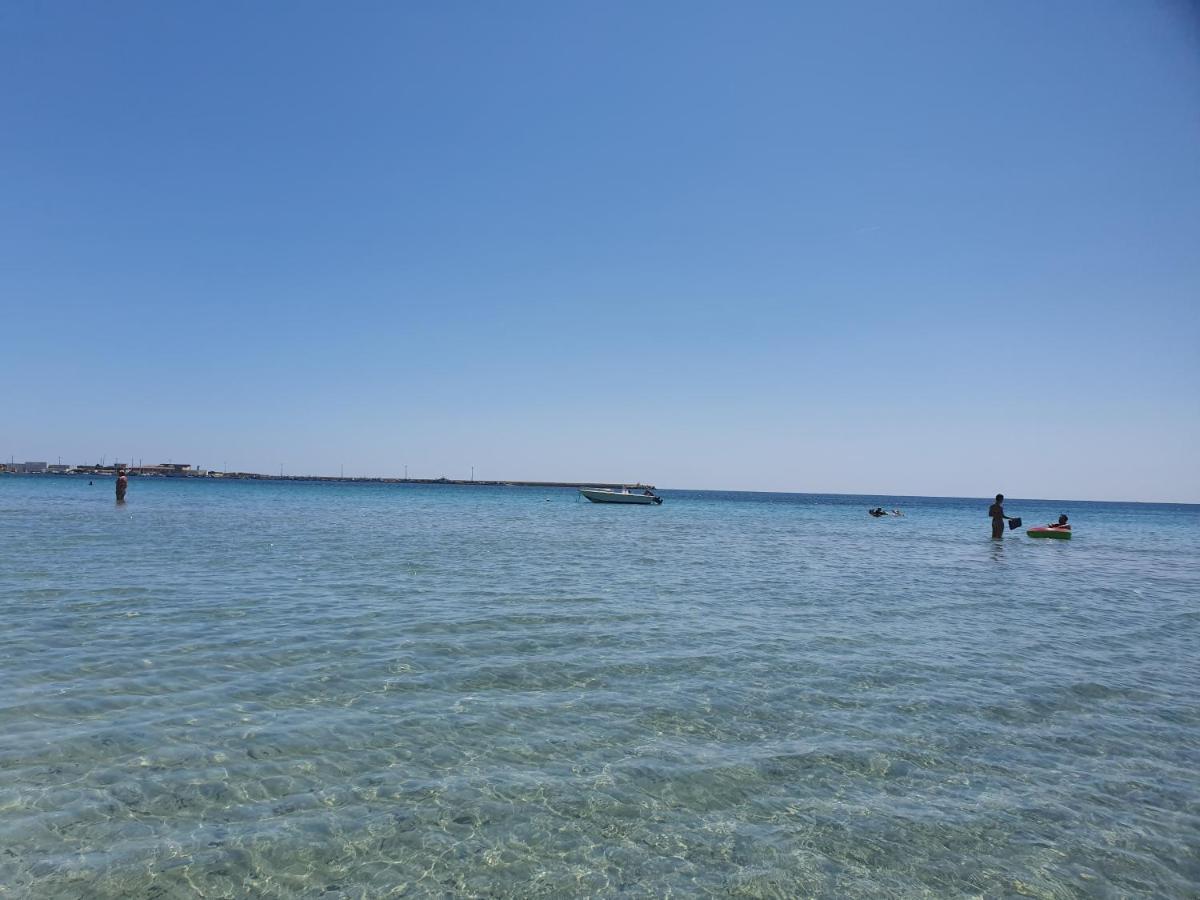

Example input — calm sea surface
[1,476,1197,898]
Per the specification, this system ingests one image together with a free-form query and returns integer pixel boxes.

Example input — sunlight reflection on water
[1,478,1197,896]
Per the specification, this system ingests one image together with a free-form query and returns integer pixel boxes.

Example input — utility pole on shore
[404,464,408,480]
[471,466,474,482]
[280,463,283,478]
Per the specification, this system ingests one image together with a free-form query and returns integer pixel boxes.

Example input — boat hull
[579,488,662,505]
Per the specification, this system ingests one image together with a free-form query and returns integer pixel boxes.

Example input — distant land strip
[0,464,652,491]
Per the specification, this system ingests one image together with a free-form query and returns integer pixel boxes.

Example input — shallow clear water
[1,476,1197,897]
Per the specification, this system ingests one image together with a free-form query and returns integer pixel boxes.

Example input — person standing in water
[988,493,1015,539]
[115,468,128,503]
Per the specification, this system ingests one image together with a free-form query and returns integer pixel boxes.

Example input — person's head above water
[1058,514,1068,525]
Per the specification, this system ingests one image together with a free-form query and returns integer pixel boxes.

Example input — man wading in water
[116,468,128,504]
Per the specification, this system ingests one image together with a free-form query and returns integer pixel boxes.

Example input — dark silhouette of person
[116,468,128,503]
[988,493,1014,538]
[1048,514,1070,530]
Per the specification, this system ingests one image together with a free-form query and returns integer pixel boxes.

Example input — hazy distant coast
[0,461,652,490]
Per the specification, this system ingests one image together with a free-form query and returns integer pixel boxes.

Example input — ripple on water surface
[0,479,1198,897]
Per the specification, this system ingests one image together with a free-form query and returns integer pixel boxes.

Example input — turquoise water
[1,476,1197,898]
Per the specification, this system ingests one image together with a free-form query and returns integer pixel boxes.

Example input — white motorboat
[579,487,663,505]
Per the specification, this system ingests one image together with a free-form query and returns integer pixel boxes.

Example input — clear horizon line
[8,469,1195,506]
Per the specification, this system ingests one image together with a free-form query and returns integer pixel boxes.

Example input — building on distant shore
[73,463,128,476]
[135,463,195,477]
[5,461,48,474]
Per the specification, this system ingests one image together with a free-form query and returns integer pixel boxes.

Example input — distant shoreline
[3,471,1197,505]
[0,471,654,491]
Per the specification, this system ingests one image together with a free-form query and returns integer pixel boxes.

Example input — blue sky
[2,1,1198,501]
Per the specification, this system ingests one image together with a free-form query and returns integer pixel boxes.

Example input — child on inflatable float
[1028,514,1072,539]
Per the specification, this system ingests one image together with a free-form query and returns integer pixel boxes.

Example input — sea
[1,476,1197,898]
